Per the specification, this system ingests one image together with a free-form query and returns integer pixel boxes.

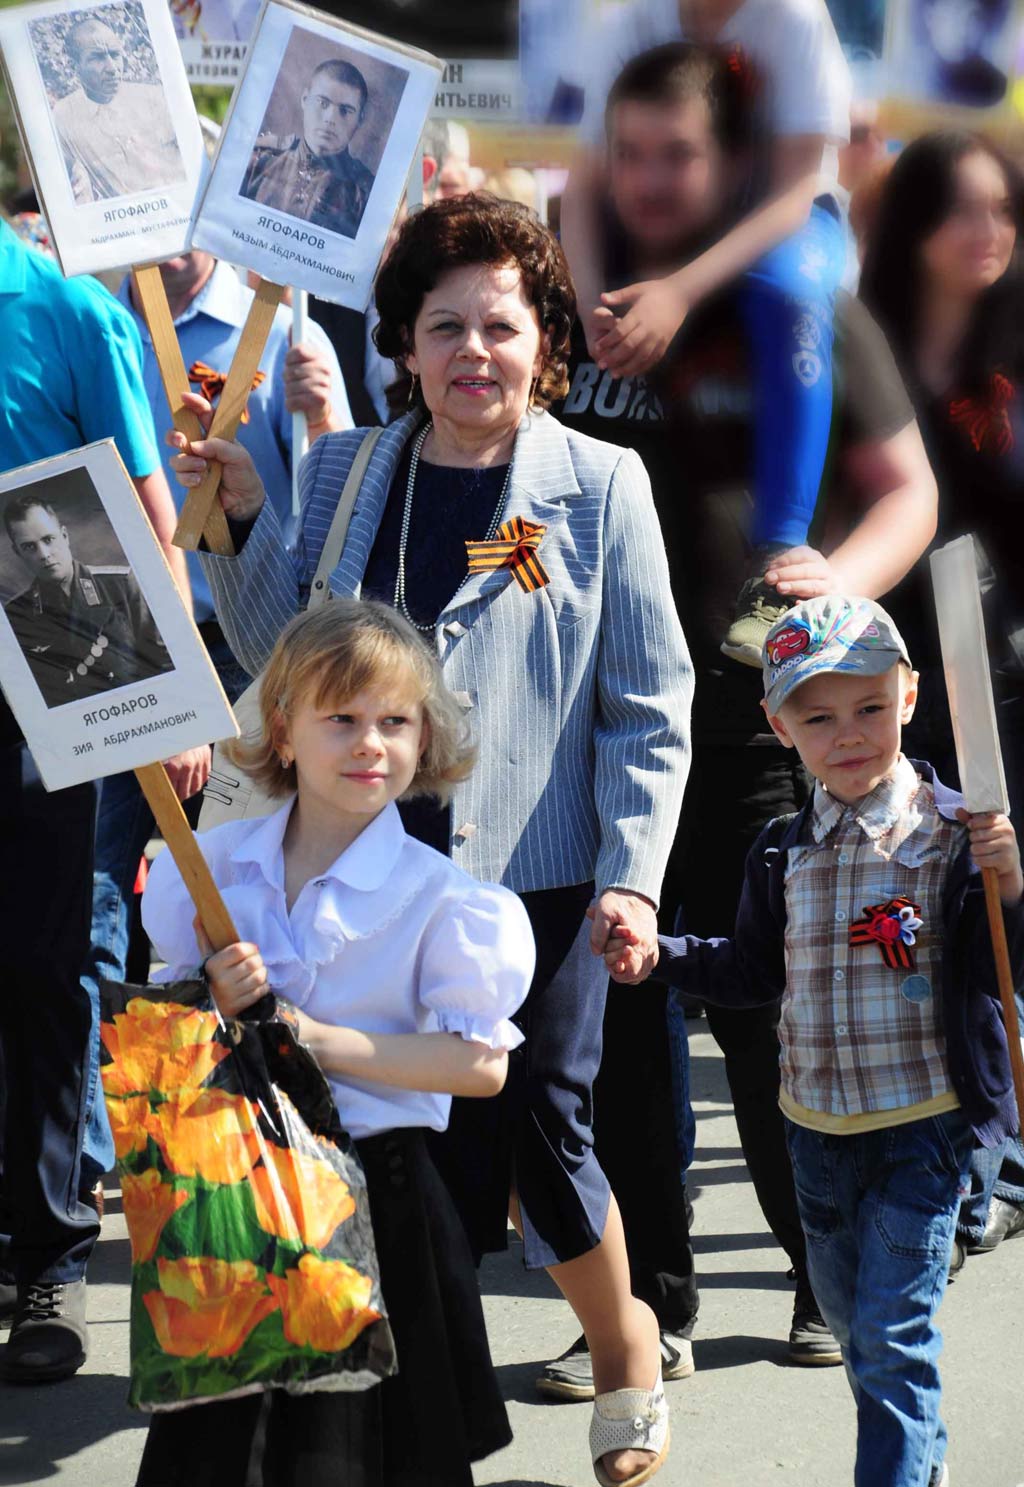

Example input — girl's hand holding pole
[195,920,270,1017]
[167,390,268,524]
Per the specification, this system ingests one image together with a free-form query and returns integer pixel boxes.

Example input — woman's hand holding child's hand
[195,920,270,1017]
[958,810,1024,906]
[594,919,660,984]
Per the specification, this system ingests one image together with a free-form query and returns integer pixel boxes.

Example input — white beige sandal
[590,1372,670,1487]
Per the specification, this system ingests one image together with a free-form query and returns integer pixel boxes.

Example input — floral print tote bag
[101,979,396,1410]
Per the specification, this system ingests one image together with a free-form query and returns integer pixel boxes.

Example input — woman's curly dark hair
[374,194,576,412]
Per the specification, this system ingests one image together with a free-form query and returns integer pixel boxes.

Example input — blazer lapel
[329,411,421,598]
[439,411,581,620]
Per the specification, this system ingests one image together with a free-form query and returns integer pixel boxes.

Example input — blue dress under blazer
[202,407,694,1268]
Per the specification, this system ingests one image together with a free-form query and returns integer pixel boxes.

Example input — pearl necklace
[394,422,513,634]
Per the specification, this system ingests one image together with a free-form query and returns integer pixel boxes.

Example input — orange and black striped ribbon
[187,361,267,424]
[465,516,550,593]
[849,896,920,971]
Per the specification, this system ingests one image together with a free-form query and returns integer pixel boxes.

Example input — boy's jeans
[785,1110,972,1487]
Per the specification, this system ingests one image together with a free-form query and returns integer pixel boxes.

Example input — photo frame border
[0,439,237,791]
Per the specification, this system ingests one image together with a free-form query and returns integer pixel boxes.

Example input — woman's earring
[407,372,419,407]
[279,755,290,770]
[529,374,540,408]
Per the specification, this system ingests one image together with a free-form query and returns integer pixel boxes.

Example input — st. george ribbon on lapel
[465,515,550,593]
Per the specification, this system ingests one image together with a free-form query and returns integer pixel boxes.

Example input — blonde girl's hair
[226,599,477,802]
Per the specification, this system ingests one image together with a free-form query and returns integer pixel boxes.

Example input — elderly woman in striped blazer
[172,195,692,1487]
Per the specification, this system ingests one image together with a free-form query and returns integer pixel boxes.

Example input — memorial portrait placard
[884,0,1016,117]
[191,0,442,308]
[0,0,206,275]
[0,441,236,790]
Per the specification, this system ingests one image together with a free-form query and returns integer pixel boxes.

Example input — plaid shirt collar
[811,755,922,848]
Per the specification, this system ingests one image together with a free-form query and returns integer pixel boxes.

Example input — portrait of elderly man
[48,13,185,204]
[241,56,376,239]
[3,493,172,709]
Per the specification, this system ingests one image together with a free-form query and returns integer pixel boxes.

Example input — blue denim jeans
[786,1111,973,1487]
[79,634,252,1184]
[957,1134,1024,1244]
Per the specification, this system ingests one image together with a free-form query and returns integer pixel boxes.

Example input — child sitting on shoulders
[604,594,1023,1487]
[136,599,535,1487]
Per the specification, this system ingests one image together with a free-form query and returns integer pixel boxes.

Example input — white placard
[170,0,260,81]
[930,534,1010,815]
[0,0,206,276]
[884,0,1015,115]
[0,441,237,790]
[190,0,442,309]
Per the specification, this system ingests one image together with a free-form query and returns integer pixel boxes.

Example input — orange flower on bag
[105,1094,150,1159]
[250,1145,356,1249]
[267,1254,380,1353]
[146,1087,264,1184]
[144,1257,276,1358]
[101,998,229,1097]
[121,1169,190,1263]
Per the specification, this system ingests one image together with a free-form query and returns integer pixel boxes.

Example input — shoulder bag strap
[308,424,386,611]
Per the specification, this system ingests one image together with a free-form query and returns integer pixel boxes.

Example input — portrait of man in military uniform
[3,494,173,710]
[240,56,376,239]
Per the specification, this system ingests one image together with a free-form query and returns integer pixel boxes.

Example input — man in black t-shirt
[538,42,938,1399]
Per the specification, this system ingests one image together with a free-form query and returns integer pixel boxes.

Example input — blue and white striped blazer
[202,409,693,900]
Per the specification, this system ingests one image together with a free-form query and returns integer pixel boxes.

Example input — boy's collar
[778,758,966,856]
[811,755,921,844]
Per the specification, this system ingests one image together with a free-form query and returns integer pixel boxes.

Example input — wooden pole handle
[982,865,1024,1131]
[130,265,234,558]
[134,763,238,953]
[173,278,287,554]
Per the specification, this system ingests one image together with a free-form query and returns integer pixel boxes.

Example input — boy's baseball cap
[762,595,912,715]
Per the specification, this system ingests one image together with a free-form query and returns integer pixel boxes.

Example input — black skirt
[135,1130,510,1487]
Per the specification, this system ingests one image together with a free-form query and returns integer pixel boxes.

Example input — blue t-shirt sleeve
[62,277,160,478]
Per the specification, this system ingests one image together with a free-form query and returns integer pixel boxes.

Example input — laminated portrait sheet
[0,0,205,276]
[191,0,442,308]
[0,441,237,790]
[883,0,1020,124]
[930,534,1010,816]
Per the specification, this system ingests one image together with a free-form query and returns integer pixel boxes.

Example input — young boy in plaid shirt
[605,594,1024,1487]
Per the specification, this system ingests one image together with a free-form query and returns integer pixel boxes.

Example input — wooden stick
[134,762,238,952]
[982,865,1024,1130]
[130,265,234,559]
[173,278,287,554]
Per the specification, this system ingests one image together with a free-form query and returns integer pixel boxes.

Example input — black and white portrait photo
[0,442,236,791]
[887,0,1013,111]
[240,25,407,240]
[0,0,205,276]
[29,1,186,203]
[0,469,172,710]
[192,0,442,308]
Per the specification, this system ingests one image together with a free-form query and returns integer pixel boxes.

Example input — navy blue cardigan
[656,763,1023,1147]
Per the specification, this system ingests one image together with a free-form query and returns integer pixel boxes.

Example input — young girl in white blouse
[134,599,535,1487]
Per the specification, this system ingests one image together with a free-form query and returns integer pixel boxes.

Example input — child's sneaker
[789,1282,842,1366]
[722,555,793,668]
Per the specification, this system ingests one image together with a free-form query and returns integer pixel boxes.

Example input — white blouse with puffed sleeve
[142,800,536,1140]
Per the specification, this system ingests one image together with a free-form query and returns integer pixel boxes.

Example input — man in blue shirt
[0,217,208,1384]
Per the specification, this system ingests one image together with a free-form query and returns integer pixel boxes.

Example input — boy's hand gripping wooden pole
[981,867,1024,1128]
[130,265,235,558]
[134,762,238,952]
[171,278,287,554]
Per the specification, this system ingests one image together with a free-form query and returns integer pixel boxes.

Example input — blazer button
[444,621,468,637]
